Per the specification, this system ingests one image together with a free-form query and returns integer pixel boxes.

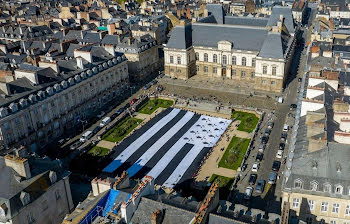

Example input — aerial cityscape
[0,0,349,223]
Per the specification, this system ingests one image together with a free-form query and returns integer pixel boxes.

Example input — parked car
[70,141,82,150]
[252,162,260,172]
[99,117,111,127]
[92,126,101,134]
[255,180,266,194]
[244,187,253,200]
[256,152,264,162]
[151,80,158,85]
[290,104,297,110]
[276,150,283,159]
[298,77,302,82]
[281,132,287,141]
[272,160,281,171]
[241,163,248,172]
[261,136,269,144]
[264,128,271,136]
[267,122,274,129]
[58,139,65,145]
[258,143,265,153]
[283,124,289,132]
[111,113,118,120]
[248,174,257,185]
[279,143,285,150]
[144,84,150,90]
[97,111,105,119]
[268,172,277,184]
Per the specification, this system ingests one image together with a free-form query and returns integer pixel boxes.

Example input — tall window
[213,67,217,74]
[272,66,277,76]
[195,52,199,60]
[332,203,340,213]
[308,200,315,210]
[310,181,318,191]
[345,204,350,215]
[242,57,246,66]
[263,66,267,74]
[232,56,236,65]
[252,58,256,67]
[321,202,328,212]
[330,221,336,224]
[232,69,236,76]
[292,198,300,208]
[177,56,181,64]
[170,56,174,64]
[306,217,313,224]
[213,54,217,63]
[251,72,255,78]
[324,183,331,193]
[204,53,208,62]
[222,55,227,65]
[196,65,199,72]
[241,71,246,77]
[335,185,343,194]
[204,66,208,73]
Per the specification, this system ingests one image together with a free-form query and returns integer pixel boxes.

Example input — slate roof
[267,6,295,35]
[166,24,193,49]
[258,32,287,59]
[224,16,269,27]
[206,4,225,24]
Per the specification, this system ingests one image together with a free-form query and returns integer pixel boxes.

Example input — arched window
[232,56,236,65]
[310,181,318,191]
[242,57,247,66]
[335,184,343,194]
[252,58,256,67]
[294,179,303,189]
[222,55,227,65]
[204,53,208,62]
[213,54,217,63]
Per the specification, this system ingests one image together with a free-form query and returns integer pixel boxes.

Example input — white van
[80,131,93,143]
[99,117,111,127]
[283,124,289,132]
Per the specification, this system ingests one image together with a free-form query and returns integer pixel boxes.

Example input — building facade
[164,5,297,93]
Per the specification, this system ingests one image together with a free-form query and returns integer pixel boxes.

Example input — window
[204,53,208,62]
[272,66,277,76]
[345,204,350,215]
[213,67,217,74]
[251,72,255,78]
[308,200,315,210]
[170,56,174,64]
[324,183,332,193]
[177,69,181,73]
[252,58,256,67]
[55,190,60,200]
[177,56,181,64]
[332,203,340,213]
[271,81,275,85]
[321,202,328,212]
[262,80,266,84]
[242,57,246,66]
[222,55,227,65]
[204,66,208,73]
[292,198,300,208]
[241,71,246,77]
[330,221,337,224]
[232,69,236,76]
[232,56,236,65]
[263,66,267,74]
[213,54,217,63]
[195,53,199,60]
[170,68,174,72]
[335,185,343,194]
[196,65,200,72]
[306,217,313,224]
[310,181,318,191]
[27,212,34,223]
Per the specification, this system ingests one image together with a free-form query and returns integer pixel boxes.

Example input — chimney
[204,9,208,17]
[280,14,284,22]
[127,37,131,45]
[282,1,285,6]
[107,23,116,35]
[151,209,163,224]
[76,57,84,69]
[4,153,31,179]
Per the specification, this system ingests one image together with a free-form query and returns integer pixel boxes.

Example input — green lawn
[219,136,250,170]
[87,146,110,157]
[209,174,235,188]
[231,111,259,133]
[103,117,142,142]
[138,99,173,115]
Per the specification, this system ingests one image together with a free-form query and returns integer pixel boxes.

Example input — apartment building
[0,147,74,224]
[0,45,129,152]
[164,4,296,93]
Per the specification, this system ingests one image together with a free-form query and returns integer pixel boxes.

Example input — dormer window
[310,181,318,191]
[324,183,332,193]
[20,191,30,206]
[294,179,303,189]
[0,203,7,218]
[335,185,343,194]
[49,171,57,184]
